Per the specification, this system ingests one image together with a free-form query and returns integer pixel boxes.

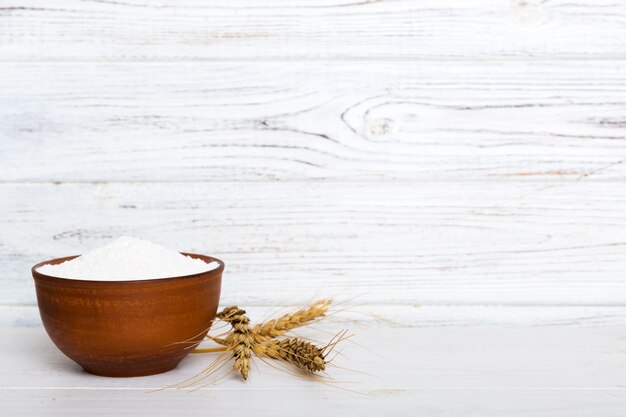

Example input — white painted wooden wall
[2,0,626,326]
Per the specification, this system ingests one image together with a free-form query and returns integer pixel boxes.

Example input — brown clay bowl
[32,253,223,377]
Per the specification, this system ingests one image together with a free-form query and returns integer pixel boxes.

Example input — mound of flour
[37,236,220,281]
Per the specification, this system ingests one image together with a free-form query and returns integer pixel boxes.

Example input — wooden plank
[4,389,626,417]
[4,325,626,389]
[3,389,626,417]
[3,181,626,306]
[8,305,626,329]
[2,61,626,182]
[2,325,626,416]
[1,0,626,60]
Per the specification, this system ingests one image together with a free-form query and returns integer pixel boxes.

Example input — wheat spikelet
[252,299,332,342]
[217,306,253,380]
[254,338,326,372]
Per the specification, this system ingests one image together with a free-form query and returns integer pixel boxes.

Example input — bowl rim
[32,252,225,284]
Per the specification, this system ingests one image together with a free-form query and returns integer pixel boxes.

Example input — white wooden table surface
[3,307,626,417]
[3,0,626,415]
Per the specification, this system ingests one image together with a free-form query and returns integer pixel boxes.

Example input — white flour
[37,236,220,281]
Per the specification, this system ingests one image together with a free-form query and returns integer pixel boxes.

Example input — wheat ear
[217,306,254,380]
[254,338,326,372]
[252,299,332,342]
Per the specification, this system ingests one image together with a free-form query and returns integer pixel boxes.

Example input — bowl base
[82,363,179,378]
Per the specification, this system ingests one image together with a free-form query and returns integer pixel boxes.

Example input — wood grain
[1,0,626,60]
[3,181,626,306]
[2,1,626,328]
[2,61,626,182]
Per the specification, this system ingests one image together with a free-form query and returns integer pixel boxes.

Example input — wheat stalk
[216,306,253,380]
[194,300,339,381]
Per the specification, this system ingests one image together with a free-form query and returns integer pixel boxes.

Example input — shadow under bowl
[32,253,223,377]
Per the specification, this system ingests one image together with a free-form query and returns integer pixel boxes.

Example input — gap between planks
[1,178,623,184]
[5,57,626,64]
[7,305,626,328]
